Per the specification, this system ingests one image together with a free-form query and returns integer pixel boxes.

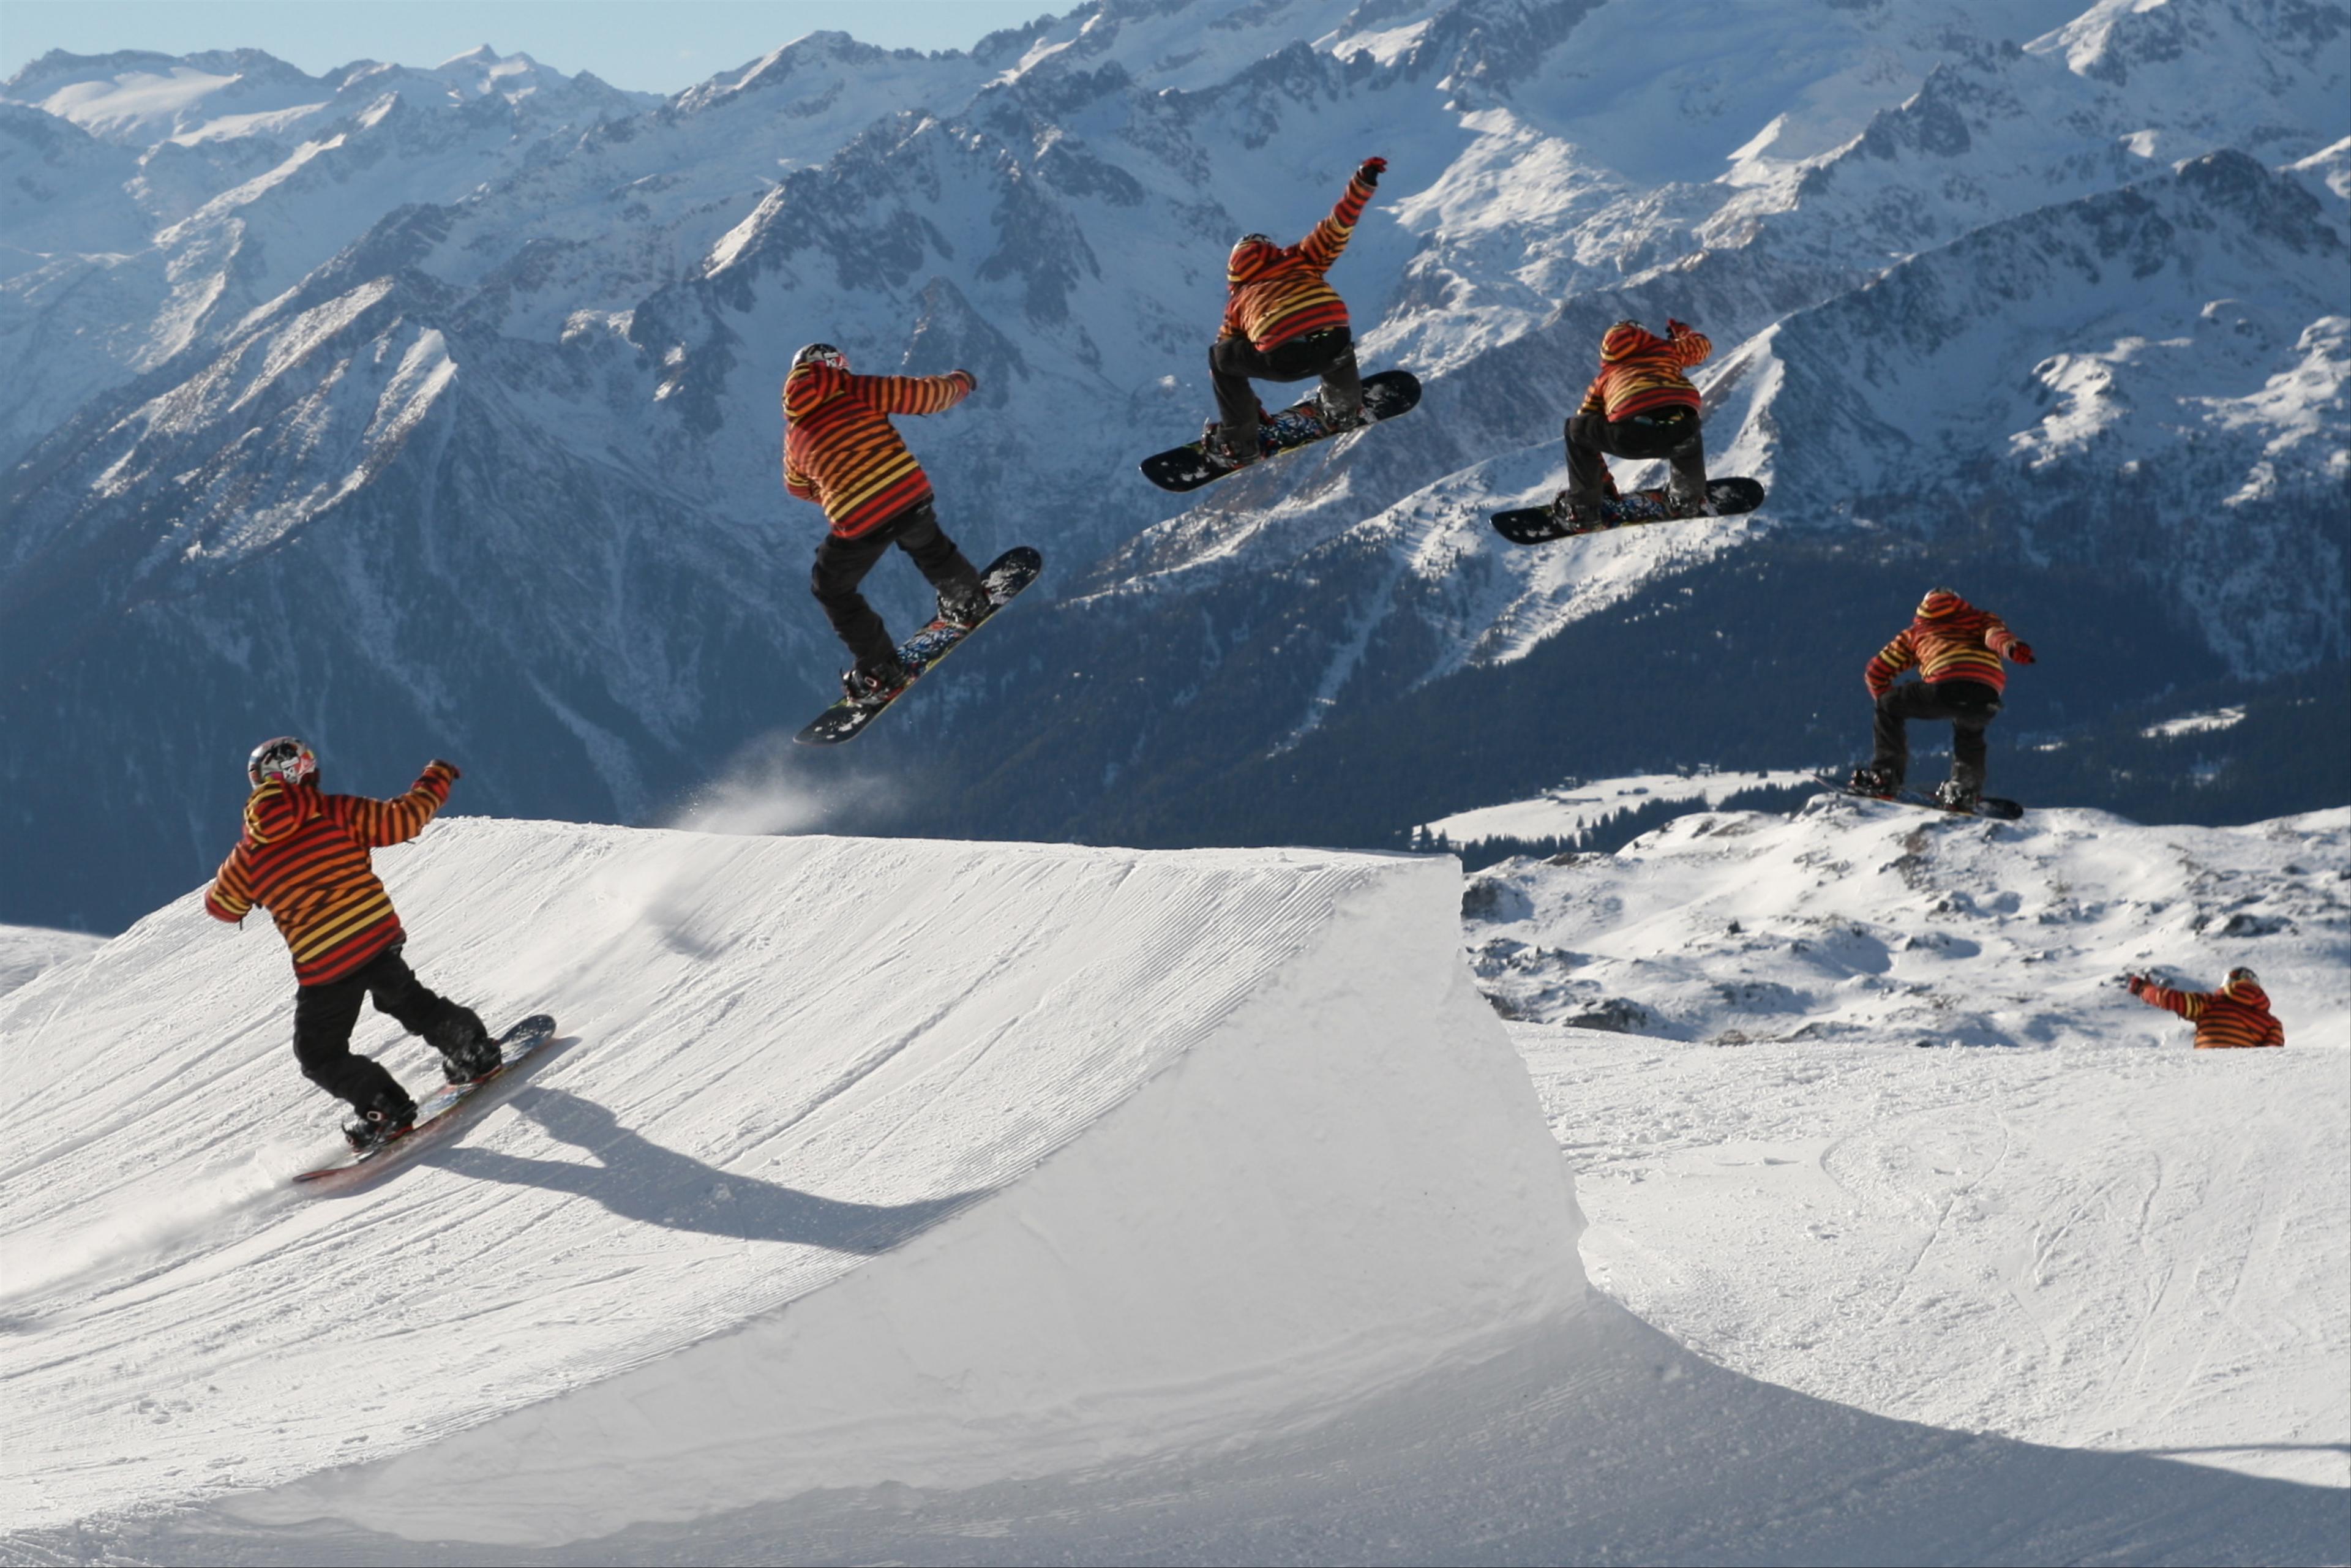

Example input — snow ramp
[0,822,1582,1545]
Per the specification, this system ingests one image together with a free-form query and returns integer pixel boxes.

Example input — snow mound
[0,820,1580,1545]
[1464,796,2350,1049]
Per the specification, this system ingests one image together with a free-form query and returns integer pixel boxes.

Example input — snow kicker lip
[3,822,1581,1543]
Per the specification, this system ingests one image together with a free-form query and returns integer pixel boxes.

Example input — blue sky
[0,1,1068,95]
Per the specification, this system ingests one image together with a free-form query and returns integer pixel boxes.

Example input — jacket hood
[1915,588,1973,620]
[2221,975,2271,1010]
[782,360,850,423]
[1227,236,1286,287]
[1600,322,1666,362]
[244,778,319,845]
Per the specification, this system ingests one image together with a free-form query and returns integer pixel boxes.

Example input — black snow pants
[1871,679,2004,791]
[810,498,984,671]
[1209,326,1362,446]
[1563,405,1706,506]
[293,942,475,1115]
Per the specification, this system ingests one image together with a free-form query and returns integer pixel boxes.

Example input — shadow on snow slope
[26,1299,2350,1567]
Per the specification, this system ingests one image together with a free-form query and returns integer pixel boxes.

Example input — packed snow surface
[0,819,1580,1547]
[0,923,102,997]
[1529,1027,2350,1490]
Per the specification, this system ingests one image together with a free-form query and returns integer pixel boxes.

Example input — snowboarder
[1202,156,1386,468]
[782,343,993,703]
[1556,318,1713,523]
[1848,588,2035,812]
[2124,967,2285,1048]
[204,739,500,1152]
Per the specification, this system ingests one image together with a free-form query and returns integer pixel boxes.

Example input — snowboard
[793,546,1043,746]
[1491,476,1766,545]
[293,1014,559,1191]
[1138,369,1421,493]
[1813,775,2024,822]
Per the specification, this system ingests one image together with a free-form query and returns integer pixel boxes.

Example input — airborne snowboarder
[782,343,994,704]
[2124,967,2285,1048]
[1555,318,1713,524]
[204,739,499,1152]
[1848,588,2036,813]
[1201,156,1387,468]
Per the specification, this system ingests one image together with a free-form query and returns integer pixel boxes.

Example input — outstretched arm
[858,369,975,418]
[1296,159,1382,271]
[323,762,458,849]
[2128,975,2203,1020]
[1864,631,1915,698]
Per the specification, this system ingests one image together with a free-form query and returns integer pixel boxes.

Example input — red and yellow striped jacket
[782,364,973,538]
[1865,590,2028,697]
[2137,975,2284,1049]
[1576,322,1711,421]
[1220,169,1376,352]
[204,765,455,985]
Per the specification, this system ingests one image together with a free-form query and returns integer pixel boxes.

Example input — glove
[951,368,976,391]
[2124,973,2147,996]
[1357,156,1387,186]
[428,758,462,781]
[2007,641,2036,664]
[1667,317,1690,337]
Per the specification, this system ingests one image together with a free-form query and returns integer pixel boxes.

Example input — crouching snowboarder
[1848,588,2034,813]
[782,343,994,704]
[1556,318,1712,523]
[2124,967,2285,1048]
[205,738,499,1151]
[1202,156,1386,468]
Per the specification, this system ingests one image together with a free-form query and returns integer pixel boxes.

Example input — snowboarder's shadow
[430,1086,985,1254]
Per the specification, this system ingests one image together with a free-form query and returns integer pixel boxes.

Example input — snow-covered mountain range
[4,0,2345,929]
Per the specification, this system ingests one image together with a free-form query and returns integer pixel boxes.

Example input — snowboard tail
[793,546,1043,746]
[294,1014,560,1190]
[1139,369,1420,493]
[1492,477,1766,546]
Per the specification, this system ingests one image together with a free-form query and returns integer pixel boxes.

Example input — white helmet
[247,736,318,789]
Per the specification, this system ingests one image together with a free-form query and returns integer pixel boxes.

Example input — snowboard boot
[936,579,992,630]
[1315,384,1365,432]
[1933,779,1980,814]
[1668,479,1715,516]
[343,1089,418,1154]
[429,1007,501,1085]
[842,655,910,707]
[1848,763,1899,798]
[1551,489,1608,528]
[1202,418,1259,471]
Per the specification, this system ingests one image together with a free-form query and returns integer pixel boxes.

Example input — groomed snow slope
[0,820,1581,1546]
